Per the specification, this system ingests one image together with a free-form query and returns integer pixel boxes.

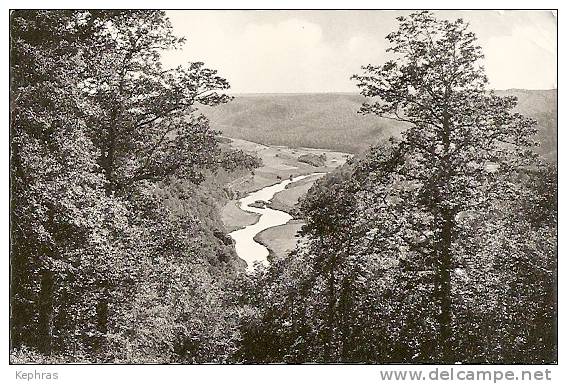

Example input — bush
[297,153,326,167]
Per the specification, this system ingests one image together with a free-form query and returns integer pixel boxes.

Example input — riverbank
[254,219,305,261]
[228,174,315,271]
[221,137,349,231]
[221,137,349,266]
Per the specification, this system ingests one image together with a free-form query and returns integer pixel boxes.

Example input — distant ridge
[228,92,363,97]
[228,89,557,97]
[202,89,556,160]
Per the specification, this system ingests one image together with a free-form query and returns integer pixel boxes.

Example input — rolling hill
[201,90,557,160]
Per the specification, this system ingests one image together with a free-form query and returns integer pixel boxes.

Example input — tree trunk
[103,115,117,196]
[95,287,109,352]
[98,102,119,347]
[339,275,353,361]
[436,84,455,362]
[437,211,454,362]
[324,256,336,361]
[37,268,55,354]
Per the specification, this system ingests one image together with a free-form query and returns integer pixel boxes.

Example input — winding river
[228,173,324,272]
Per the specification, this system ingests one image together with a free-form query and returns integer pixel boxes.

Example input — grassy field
[255,220,305,261]
[221,201,259,233]
[269,173,326,214]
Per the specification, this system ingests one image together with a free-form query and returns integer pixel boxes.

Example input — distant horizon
[225,88,558,96]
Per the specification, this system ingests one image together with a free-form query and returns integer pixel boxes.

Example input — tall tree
[73,10,233,348]
[352,11,538,362]
[10,10,253,362]
[81,10,231,195]
[10,10,120,354]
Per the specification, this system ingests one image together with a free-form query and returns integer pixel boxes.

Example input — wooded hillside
[203,90,557,159]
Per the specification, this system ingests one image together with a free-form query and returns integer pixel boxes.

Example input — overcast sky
[162,10,557,93]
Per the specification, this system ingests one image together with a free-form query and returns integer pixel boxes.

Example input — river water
[228,173,324,272]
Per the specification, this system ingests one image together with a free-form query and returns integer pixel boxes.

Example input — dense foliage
[10,10,259,363]
[237,12,556,363]
[10,10,556,364]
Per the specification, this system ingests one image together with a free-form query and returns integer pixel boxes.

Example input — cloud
[484,19,556,89]
[233,19,334,92]
[243,18,323,49]
[163,14,389,93]
[162,11,556,93]
[225,20,389,93]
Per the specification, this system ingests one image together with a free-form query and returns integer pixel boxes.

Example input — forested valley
[10,10,556,364]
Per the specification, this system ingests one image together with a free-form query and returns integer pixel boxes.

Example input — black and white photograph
[5,2,562,382]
